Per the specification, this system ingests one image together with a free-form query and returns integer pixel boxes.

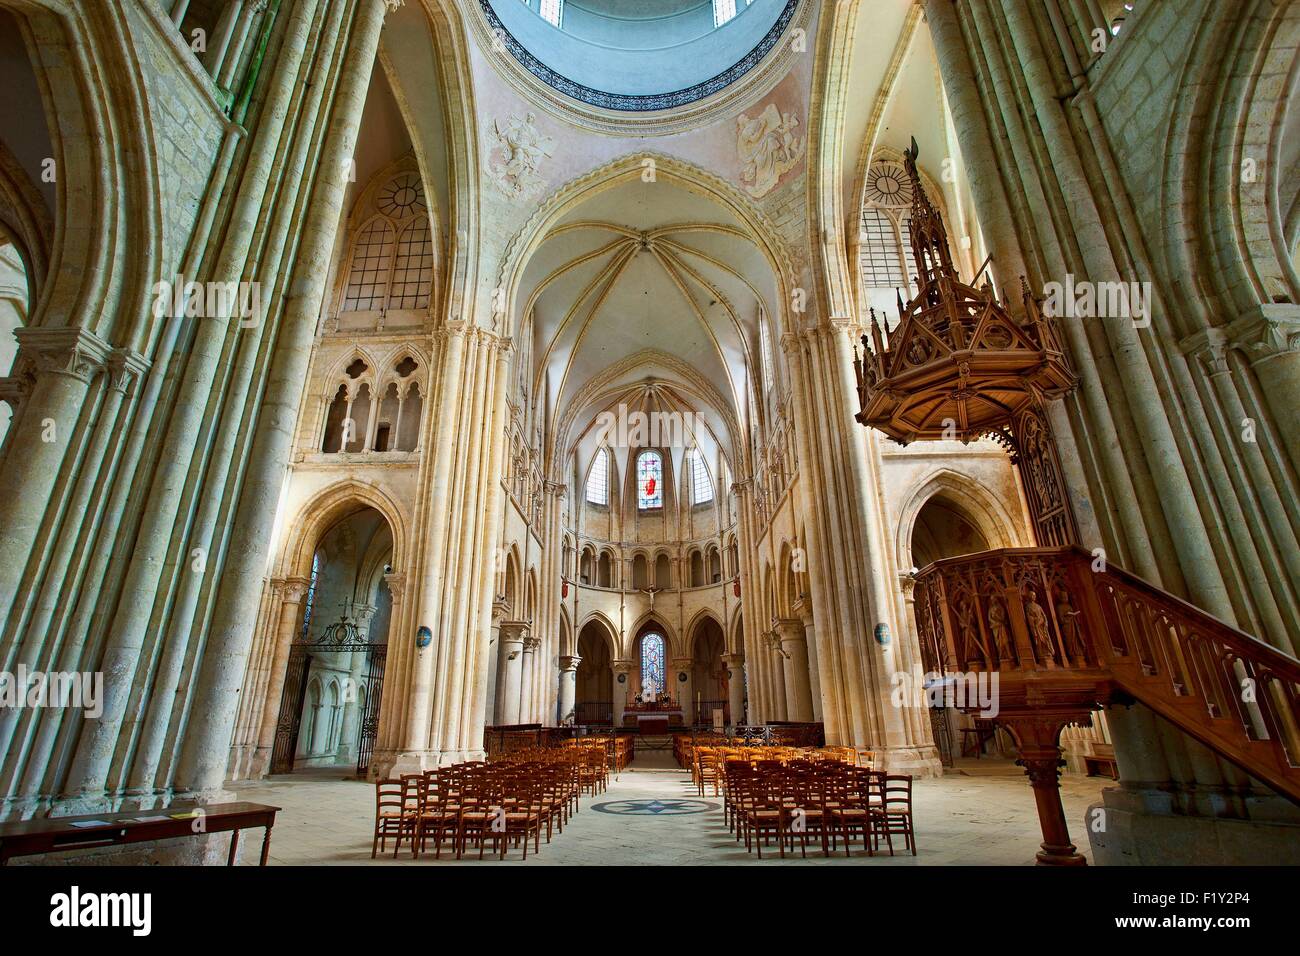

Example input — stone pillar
[723,652,745,726]
[557,655,581,725]
[612,661,631,729]
[250,577,310,777]
[765,631,788,722]
[174,0,392,798]
[671,657,694,725]
[498,622,528,726]
[0,328,110,623]
[775,618,813,722]
[1229,305,1300,482]
[486,599,507,724]
[520,635,541,723]
[792,598,822,722]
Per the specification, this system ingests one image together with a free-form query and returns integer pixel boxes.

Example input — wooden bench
[0,801,280,866]
[1084,755,1119,780]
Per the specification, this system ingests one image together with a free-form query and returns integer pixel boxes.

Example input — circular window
[377,173,426,219]
[865,162,914,208]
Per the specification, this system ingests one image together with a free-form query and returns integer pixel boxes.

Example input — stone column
[557,655,581,725]
[520,634,541,723]
[671,657,694,725]
[498,622,528,726]
[612,661,632,729]
[775,618,813,722]
[723,652,745,726]
[486,599,507,724]
[0,328,110,623]
[250,577,310,777]
[174,0,391,798]
[765,631,788,721]
[792,598,822,722]
[1229,306,1300,481]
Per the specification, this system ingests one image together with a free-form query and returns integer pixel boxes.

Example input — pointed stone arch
[575,608,620,659]
[894,468,1028,572]
[279,479,408,582]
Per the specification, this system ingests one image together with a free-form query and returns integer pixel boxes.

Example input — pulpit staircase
[853,140,1300,862]
[913,547,1300,807]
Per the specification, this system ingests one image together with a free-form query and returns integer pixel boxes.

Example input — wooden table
[0,801,280,866]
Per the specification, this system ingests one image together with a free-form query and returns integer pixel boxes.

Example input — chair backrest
[376,778,403,812]
[882,774,912,810]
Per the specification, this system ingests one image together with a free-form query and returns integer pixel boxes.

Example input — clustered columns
[249,577,311,777]
[763,630,788,721]
[774,618,813,722]
[556,655,581,725]
[497,622,530,726]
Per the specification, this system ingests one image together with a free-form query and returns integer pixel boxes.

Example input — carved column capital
[274,575,311,604]
[491,598,510,626]
[558,655,582,672]
[383,571,406,605]
[1226,304,1300,366]
[499,620,530,643]
[1179,326,1231,376]
[15,326,113,384]
[106,348,151,396]
[774,618,805,644]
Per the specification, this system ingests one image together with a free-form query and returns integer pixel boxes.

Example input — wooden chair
[371,778,405,858]
[870,774,917,856]
[392,773,425,858]
[415,770,458,859]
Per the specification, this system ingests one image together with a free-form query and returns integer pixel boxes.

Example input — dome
[481,0,799,111]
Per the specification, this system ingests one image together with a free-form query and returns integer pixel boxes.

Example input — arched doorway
[911,494,993,567]
[909,492,1001,763]
[574,621,613,726]
[270,506,394,775]
[691,617,728,724]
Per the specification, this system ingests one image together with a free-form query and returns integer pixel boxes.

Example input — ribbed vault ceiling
[518,177,779,470]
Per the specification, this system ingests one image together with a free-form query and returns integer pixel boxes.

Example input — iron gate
[268,611,387,776]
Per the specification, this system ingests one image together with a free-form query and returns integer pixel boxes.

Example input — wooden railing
[914,547,1300,804]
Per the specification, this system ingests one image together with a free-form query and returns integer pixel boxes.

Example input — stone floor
[231,753,1110,866]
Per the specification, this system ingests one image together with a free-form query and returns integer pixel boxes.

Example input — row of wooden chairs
[721,760,916,858]
[559,735,633,771]
[689,745,876,796]
[372,748,597,861]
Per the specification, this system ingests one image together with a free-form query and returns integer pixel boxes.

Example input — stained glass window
[641,632,665,700]
[301,552,319,640]
[637,451,662,510]
[586,447,609,505]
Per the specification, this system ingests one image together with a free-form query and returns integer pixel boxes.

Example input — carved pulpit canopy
[854,139,1076,445]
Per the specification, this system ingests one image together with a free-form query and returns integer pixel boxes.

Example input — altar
[622,701,684,733]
